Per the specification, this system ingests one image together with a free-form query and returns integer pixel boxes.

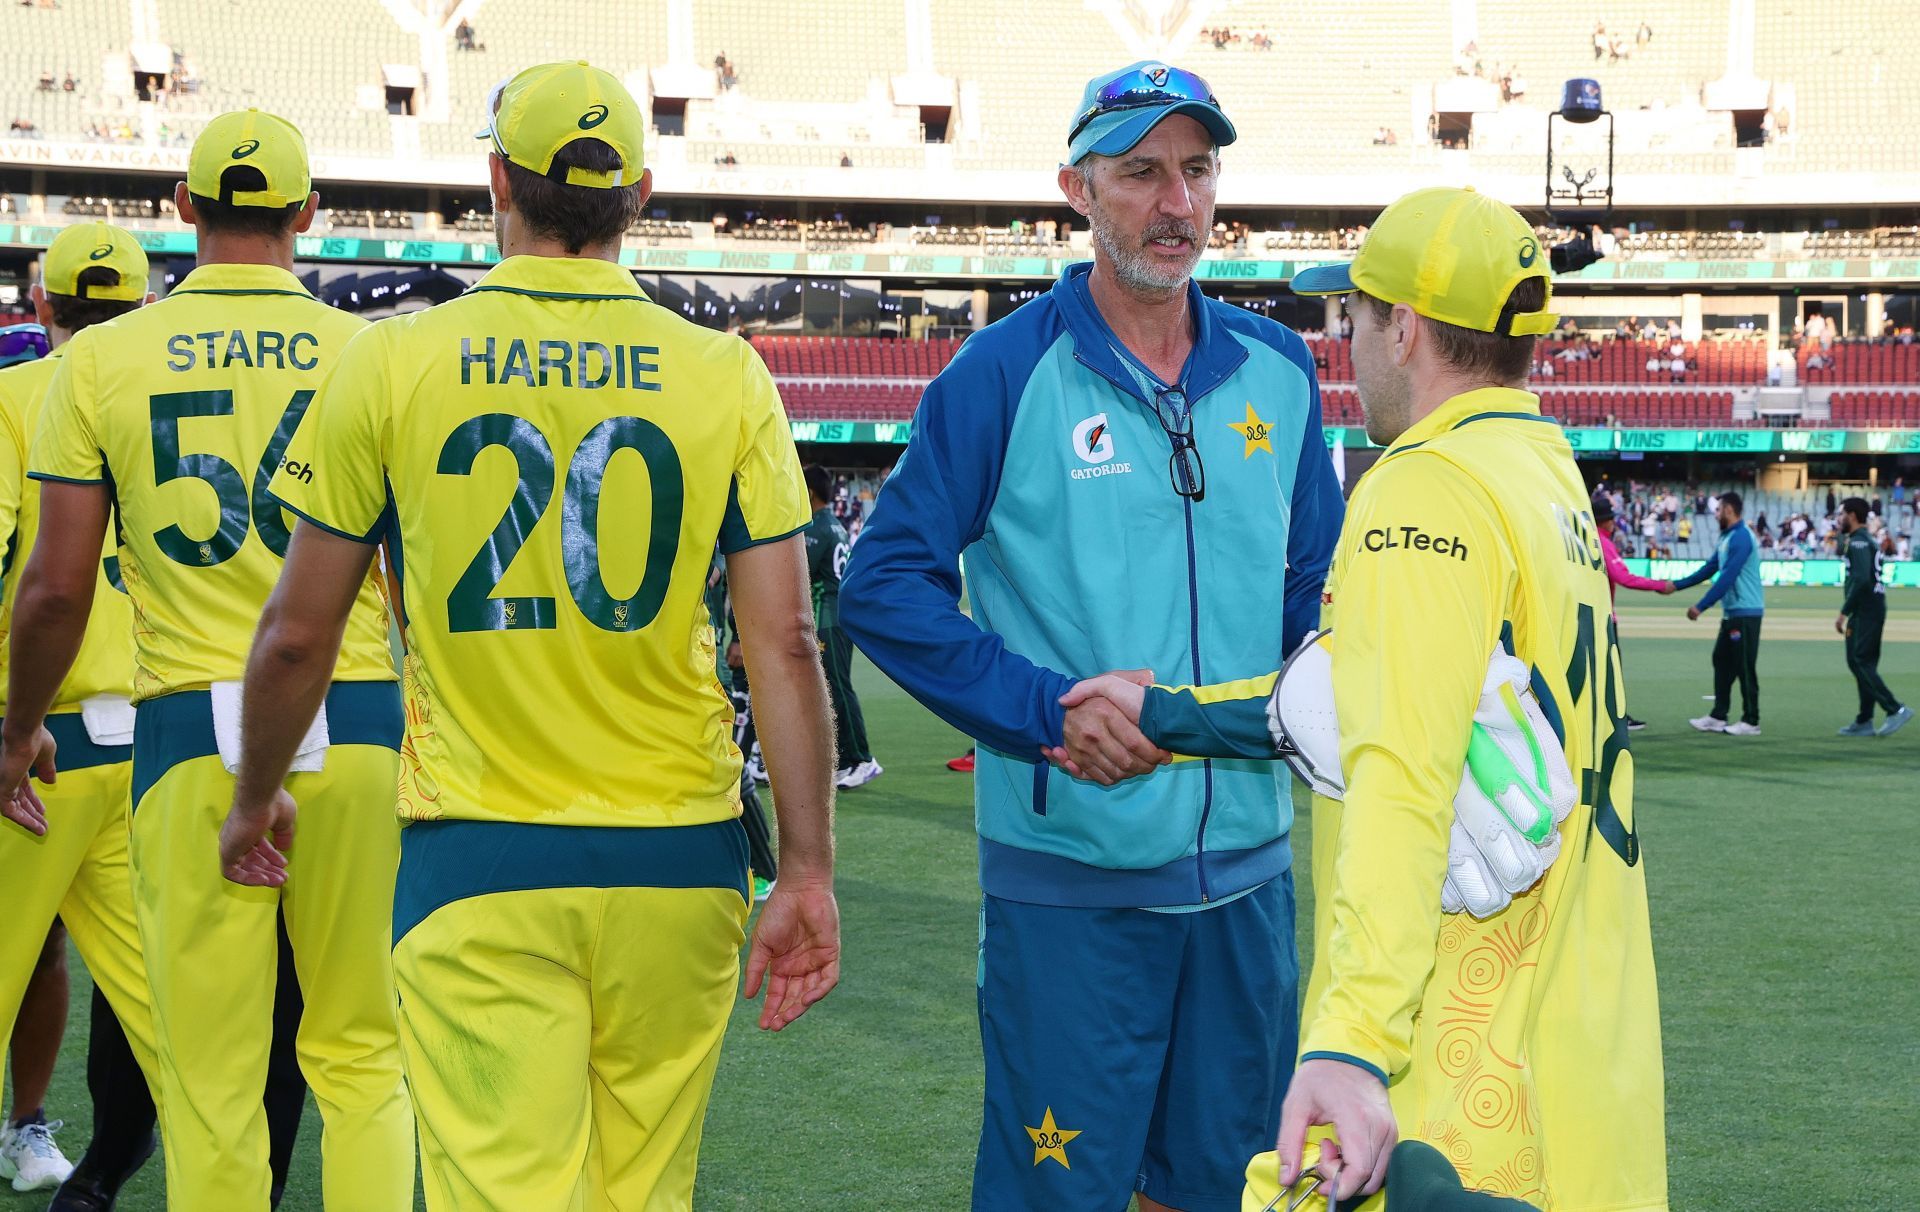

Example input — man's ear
[1058,163,1094,217]
[1391,302,1420,368]
[292,192,319,235]
[488,153,513,216]
[174,181,197,227]
[29,282,51,328]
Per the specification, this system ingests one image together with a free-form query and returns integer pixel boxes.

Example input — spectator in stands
[1615,316,1634,340]
[1508,68,1528,100]
[839,152,852,168]
[61,71,76,92]
[1593,23,1609,60]
[1826,487,1838,516]
[37,69,55,92]
[454,18,481,51]
[714,51,738,91]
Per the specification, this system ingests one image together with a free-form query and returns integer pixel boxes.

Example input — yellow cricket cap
[477,61,646,188]
[187,109,310,208]
[1291,186,1558,336]
[43,222,149,301]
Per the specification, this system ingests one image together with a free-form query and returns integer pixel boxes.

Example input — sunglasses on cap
[0,324,50,369]
[1069,65,1221,144]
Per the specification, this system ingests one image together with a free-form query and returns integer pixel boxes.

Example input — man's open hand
[744,876,840,1031]
[1045,669,1169,785]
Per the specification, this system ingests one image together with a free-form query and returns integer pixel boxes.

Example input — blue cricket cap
[1066,61,1236,165]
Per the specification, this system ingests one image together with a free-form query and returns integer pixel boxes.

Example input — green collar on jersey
[167,263,313,298]
[463,254,652,303]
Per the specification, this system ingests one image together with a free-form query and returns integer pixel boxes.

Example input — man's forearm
[744,628,836,880]
[232,604,340,811]
[2,579,94,741]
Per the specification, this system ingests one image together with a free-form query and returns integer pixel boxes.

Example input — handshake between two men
[1041,635,1579,922]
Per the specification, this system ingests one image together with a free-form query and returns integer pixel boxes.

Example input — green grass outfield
[8,587,1916,1210]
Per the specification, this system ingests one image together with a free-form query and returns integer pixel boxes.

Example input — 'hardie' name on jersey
[167,329,320,371]
[1361,524,1469,561]
[459,337,663,390]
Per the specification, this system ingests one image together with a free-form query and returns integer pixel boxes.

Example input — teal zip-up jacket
[1674,520,1763,617]
[840,264,1343,907]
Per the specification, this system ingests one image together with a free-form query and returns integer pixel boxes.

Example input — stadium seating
[1472,3,1727,114]
[692,0,906,106]
[1797,343,1920,384]
[1542,389,1738,427]
[1307,337,1770,386]
[753,334,963,380]
[1828,392,1920,428]
[1755,0,1920,175]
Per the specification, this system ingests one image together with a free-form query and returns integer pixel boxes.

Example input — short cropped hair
[803,463,833,502]
[502,139,645,255]
[188,164,305,237]
[1357,275,1548,385]
[45,265,140,331]
[1841,497,1869,523]
[1719,491,1743,516]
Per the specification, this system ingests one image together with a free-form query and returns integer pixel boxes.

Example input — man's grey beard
[1090,209,1202,295]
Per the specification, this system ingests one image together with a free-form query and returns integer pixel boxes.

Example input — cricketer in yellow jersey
[1060,189,1666,1210]
[0,223,160,1167]
[0,112,415,1212]
[216,62,841,1212]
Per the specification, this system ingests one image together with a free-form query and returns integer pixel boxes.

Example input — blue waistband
[978,835,1291,909]
[0,711,133,773]
[131,681,403,808]
[392,817,750,944]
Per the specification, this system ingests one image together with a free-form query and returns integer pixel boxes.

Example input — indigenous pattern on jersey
[28,265,392,702]
[1300,388,1666,1211]
[271,255,809,827]
[0,350,135,709]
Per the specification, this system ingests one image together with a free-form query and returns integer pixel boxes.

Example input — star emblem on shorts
[1025,1106,1082,1169]
[1227,402,1274,458]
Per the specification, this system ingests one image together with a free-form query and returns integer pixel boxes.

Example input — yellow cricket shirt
[0,350,135,711]
[269,255,809,828]
[28,265,393,703]
[1302,388,1666,1210]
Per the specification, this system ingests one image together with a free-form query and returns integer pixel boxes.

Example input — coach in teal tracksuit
[1676,490,1765,732]
[841,62,1342,1212]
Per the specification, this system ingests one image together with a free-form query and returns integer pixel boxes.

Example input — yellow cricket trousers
[130,683,413,1211]
[0,711,158,1106]
[390,817,752,1212]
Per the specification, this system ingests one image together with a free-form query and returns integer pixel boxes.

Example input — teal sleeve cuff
[1299,1050,1389,1086]
[1138,685,1276,760]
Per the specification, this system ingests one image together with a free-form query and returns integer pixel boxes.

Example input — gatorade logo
[579,104,608,129]
[1518,237,1539,268]
[88,243,114,261]
[232,139,260,159]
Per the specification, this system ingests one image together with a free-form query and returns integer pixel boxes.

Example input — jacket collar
[466,255,650,301]
[1386,386,1548,455]
[1049,262,1247,406]
[170,263,312,297]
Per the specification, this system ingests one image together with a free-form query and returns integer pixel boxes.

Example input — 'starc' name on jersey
[459,336,664,391]
[166,329,320,372]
